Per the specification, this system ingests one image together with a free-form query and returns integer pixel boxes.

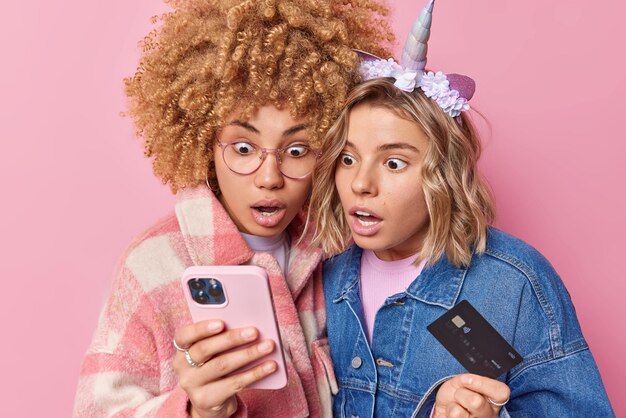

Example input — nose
[254,151,284,189]
[351,164,376,196]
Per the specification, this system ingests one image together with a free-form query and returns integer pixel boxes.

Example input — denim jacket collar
[331,245,362,305]
[331,244,467,309]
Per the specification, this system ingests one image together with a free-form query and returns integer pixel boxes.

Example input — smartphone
[181,265,287,390]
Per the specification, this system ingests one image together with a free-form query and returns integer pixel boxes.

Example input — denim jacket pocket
[411,375,455,418]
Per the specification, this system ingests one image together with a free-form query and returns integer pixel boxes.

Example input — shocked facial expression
[214,105,313,236]
[335,104,430,261]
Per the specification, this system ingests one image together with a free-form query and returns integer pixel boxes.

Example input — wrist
[188,402,236,418]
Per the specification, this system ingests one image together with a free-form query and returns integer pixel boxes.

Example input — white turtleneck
[241,232,289,276]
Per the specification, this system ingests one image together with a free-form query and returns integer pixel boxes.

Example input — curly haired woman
[73,1,393,417]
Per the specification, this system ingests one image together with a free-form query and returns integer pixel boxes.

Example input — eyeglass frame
[215,139,321,179]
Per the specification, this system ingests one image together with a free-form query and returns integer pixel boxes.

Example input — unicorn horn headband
[401,0,434,72]
[357,0,475,118]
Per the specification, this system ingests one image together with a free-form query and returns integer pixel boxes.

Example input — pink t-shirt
[359,249,427,343]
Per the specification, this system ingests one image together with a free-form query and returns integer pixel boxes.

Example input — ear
[206,160,221,196]
[446,73,476,101]
[353,48,385,63]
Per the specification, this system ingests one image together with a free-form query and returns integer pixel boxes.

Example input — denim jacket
[323,228,614,417]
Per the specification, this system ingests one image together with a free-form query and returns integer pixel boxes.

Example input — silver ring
[487,396,509,407]
[172,338,186,352]
[184,349,205,368]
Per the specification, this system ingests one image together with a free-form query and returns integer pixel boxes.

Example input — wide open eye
[339,153,356,167]
[385,158,407,171]
[232,142,257,155]
[284,145,310,158]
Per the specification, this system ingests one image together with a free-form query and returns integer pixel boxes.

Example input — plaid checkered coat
[74,186,337,417]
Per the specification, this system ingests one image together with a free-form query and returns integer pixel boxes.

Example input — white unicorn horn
[400,0,435,72]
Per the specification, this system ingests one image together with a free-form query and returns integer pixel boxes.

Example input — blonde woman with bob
[311,76,614,418]
[310,1,613,416]
[73,0,394,417]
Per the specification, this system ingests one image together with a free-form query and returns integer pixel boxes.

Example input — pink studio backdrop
[0,0,624,416]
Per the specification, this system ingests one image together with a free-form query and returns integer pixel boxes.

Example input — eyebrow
[282,124,308,137]
[228,120,308,137]
[378,143,420,152]
[345,141,420,153]
[228,120,259,134]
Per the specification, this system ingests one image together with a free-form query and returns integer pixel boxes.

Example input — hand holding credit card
[427,300,523,378]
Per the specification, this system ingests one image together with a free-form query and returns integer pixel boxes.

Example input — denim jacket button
[351,356,362,369]
[376,357,394,367]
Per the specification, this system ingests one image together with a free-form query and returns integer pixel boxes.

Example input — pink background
[0,0,624,416]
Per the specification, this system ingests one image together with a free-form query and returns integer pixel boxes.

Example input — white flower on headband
[418,71,470,117]
[419,71,449,98]
[359,58,418,92]
[393,70,419,92]
[434,90,469,117]
[359,58,397,79]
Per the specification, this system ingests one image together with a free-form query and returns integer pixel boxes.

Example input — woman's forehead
[346,104,427,150]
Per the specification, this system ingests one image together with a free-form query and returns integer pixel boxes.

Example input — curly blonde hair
[124,0,394,193]
[310,78,495,267]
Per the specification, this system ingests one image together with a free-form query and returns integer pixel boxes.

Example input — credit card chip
[451,315,466,328]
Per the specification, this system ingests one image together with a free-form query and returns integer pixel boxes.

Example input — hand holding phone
[181,265,287,390]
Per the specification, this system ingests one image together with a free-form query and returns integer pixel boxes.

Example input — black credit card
[427,300,523,378]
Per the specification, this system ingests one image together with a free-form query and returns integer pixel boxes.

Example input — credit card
[427,300,523,378]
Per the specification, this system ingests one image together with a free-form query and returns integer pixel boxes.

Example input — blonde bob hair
[124,0,393,193]
[310,78,495,267]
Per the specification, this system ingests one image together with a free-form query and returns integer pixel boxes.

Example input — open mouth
[354,210,382,226]
[250,200,287,228]
[254,206,281,216]
[347,207,384,236]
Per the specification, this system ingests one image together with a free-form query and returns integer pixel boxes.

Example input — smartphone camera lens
[189,279,205,291]
[195,292,210,304]
[208,287,222,298]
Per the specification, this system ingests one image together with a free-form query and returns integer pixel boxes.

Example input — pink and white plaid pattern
[74,186,336,417]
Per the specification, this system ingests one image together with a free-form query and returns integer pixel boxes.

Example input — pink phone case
[181,265,287,390]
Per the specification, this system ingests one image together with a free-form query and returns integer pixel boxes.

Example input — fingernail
[241,327,256,339]
[258,340,273,353]
[263,362,277,372]
[461,375,473,385]
[207,321,222,332]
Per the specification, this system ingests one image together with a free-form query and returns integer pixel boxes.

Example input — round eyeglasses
[216,140,320,179]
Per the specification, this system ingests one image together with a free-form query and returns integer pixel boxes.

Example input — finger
[212,360,278,399]
[188,361,278,412]
[188,327,261,366]
[200,339,276,382]
[454,387,491,416]
[183,360,277,411]
[458,374,510,407]
[175,320,225,348]
[446,402,470,418]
